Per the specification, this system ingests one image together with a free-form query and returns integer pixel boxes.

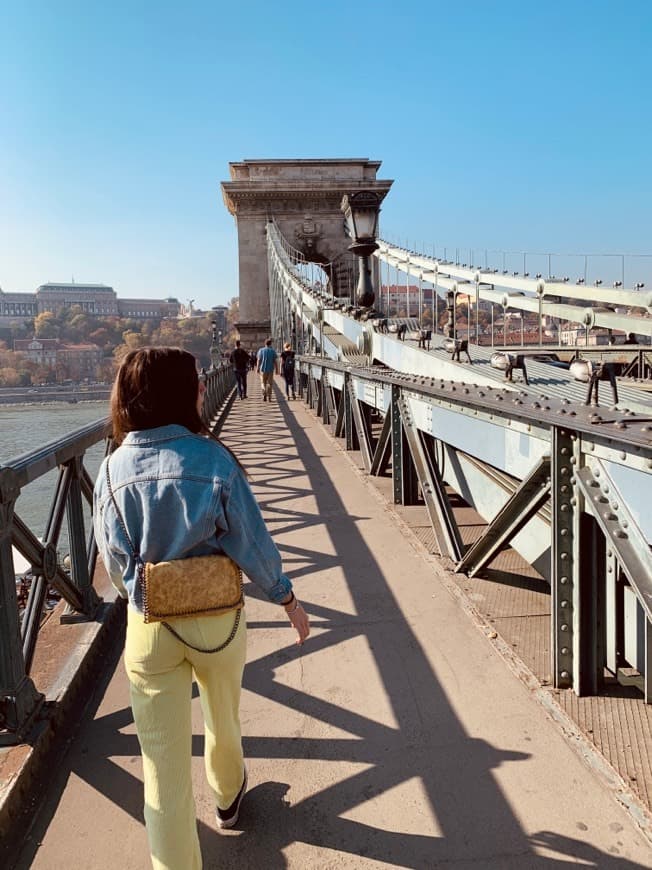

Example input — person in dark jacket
[280,342,296,400]
[229,340,250,399]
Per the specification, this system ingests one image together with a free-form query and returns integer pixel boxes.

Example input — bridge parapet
[296,352,652,700]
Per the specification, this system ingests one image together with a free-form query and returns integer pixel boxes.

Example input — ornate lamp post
[341,191,381,308]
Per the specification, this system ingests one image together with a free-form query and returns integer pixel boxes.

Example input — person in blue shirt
[93,347,309,869]
[256,337,279,402]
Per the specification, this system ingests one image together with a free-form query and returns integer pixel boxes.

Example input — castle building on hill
[0,283,181,323]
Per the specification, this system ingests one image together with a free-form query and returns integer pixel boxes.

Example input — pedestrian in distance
[280,341,297,400]
[93,347,309,870]
[256,338,279,402]
[249,351,257,371]
[229,339,250,400]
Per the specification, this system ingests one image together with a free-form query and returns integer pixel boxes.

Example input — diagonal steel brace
[575,463,652,624]
[346,379,374,472]
[455,455,551,577]
[370,410,392,477]
[398,397,463,561]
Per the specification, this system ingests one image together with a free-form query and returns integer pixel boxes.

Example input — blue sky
[1,1,651,308]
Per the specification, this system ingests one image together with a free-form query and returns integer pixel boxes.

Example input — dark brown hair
[110,348,246,479]
[111,347,202,444]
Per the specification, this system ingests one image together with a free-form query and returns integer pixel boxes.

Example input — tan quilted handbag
[143,554,243,624]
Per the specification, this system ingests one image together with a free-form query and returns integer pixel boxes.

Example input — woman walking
[280,341,296,400]
[93,347,309,870]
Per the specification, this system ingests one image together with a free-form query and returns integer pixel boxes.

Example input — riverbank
[0,389,110,406]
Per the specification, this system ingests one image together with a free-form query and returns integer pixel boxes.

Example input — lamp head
[341,191,380,257]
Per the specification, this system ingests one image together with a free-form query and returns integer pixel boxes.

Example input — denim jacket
[93,424,292,613]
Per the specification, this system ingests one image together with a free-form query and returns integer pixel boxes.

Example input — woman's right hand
[285,601,310,645]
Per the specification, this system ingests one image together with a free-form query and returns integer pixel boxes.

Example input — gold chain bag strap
[105,458,243,653]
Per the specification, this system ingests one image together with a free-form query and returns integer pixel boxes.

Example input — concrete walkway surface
[13,375,652,869]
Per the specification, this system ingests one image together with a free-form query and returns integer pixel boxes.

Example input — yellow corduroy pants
[125,607,247,870]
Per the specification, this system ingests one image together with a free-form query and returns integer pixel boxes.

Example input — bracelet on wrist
[281,591,295,608]
[285,596,300,614]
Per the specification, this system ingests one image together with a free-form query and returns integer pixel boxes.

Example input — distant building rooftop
[37,283,115,293]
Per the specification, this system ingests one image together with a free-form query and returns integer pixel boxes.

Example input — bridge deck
[14,377,652,868]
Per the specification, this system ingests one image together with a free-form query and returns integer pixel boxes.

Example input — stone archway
[221,158,392,348]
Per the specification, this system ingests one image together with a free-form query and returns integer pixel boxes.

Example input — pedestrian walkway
[14,376,652,869]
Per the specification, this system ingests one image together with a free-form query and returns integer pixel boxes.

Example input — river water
[0,401,110,542]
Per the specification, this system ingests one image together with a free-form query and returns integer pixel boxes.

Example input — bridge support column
[0,468,44,745]
[551,427,581,691]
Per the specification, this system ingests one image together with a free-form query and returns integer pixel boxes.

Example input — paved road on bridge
[16,377,652,869]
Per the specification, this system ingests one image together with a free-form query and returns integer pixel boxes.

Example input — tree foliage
[0,305,238,386]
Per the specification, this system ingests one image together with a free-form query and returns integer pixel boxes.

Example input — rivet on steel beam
[560,576,569,584]
[561,647,570,655]
[560,625,569,632]
[560,670,570,679]
[560,552,569,560]
[560,600,569,608]
[561,447,569,455]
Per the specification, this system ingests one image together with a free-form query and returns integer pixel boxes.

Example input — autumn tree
[34,312,60,339]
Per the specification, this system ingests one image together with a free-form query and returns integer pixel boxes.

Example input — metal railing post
[61,456,102,623]
[0,468,44,745]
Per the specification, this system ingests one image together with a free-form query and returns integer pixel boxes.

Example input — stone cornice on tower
[221,158,393,217]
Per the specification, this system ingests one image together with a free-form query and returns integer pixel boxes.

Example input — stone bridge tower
[221,158,393,348]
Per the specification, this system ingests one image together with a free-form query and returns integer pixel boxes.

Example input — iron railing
[297,354,652,703]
